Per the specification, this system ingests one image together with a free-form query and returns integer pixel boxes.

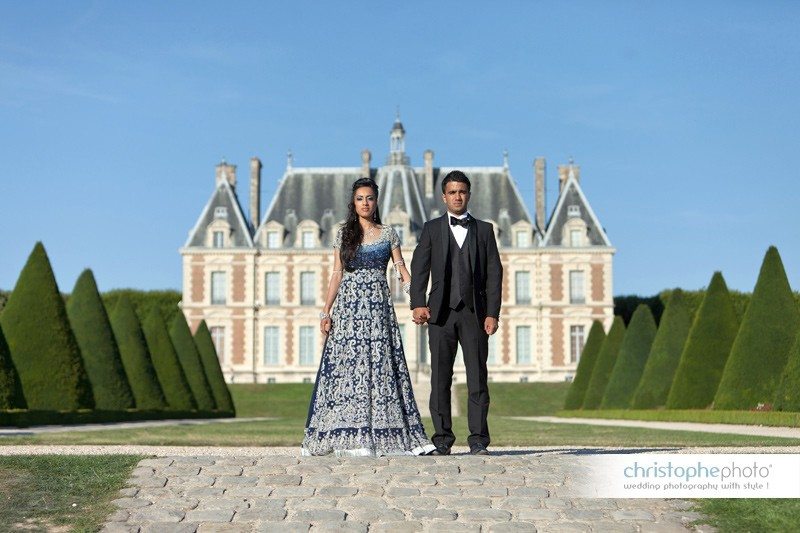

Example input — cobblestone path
[102,449,709,533]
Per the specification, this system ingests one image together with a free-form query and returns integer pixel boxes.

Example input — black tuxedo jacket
[410,214,503,327]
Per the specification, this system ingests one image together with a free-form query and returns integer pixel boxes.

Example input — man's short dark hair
[441,170,471,194]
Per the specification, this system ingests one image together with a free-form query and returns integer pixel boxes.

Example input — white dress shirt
[448,211,470,248]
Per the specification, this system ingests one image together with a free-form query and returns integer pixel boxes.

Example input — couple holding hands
[301,170,503,457]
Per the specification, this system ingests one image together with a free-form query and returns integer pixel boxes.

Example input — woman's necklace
[364,224,378,241]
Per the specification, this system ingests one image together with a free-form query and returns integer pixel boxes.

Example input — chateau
[180,118,615,383]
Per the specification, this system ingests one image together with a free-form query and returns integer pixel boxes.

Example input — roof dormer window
[567,205,581,218]
[214,206,228,219]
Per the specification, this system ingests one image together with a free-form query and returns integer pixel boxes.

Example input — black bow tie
[450,216,470,227]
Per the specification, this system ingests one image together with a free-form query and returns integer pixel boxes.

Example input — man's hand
[484,317,498,336]
[412,307,431,325]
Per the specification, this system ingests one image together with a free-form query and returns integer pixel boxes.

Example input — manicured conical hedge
[582,316,626,409]
[774,331,800,412]
[141,307,196,410]
[66,270,135,410]
[667,272,739,409]
[0,243,94,410]
[563,321,606,410]
[715,247,800,410]
[170,313,216,411]
[194,321,235,414]
[601,305,657,409]
[631,289,692,409]
[0,324,26,409]
[109,296,167,410]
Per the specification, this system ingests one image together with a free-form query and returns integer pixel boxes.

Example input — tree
[170,313,216,411]
[582,316,626,409]
[601,305,657,409]
[774,331,800,412]
[141,307,196,410]
[0,324,26,409]
[194,321,235,414]
[66,270,134,410]
[715,247,800,409]
[0,243,94,410]
[109,296,167,410]
[563,321,606,410]
[667,272,739,409]
[631,289,692,409]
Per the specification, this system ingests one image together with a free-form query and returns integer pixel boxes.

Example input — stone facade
[181,119,615,383]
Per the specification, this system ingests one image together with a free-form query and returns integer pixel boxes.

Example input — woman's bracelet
[402,281,411,294]
[319,311,330,320]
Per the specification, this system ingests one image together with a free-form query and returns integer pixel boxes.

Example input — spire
[503,149,509,172]
[286,149,293,171]
[389,111,407,165]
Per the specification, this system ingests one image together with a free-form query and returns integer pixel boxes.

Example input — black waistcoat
[447,227,474,309]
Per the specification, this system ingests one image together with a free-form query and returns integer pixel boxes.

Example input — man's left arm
[484,223,503,335]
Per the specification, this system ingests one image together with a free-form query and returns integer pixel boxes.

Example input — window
[515,271,531,304]
[267,377,276,384]
[391,224,404,245]
[515,230,529,248]
[264,326,280,365]
[267,231,280,249]
[569,270,585,304]
[214,206,228,219]
[211,271,226,305]
[487,334,497,365]
[302,377,312,383]
[390,275,405,302]
[570,325,585,363]
[213,231,224,248]
[567,205,581,218]
[520,376,529,383]
[210,326,225,363]
[265,272,280,305]
[300,272,315,305]
[516,326,531,364]
[299,326,315,365]
[302,230,315,249]
[570,229,582,247]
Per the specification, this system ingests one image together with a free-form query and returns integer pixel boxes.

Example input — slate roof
[540,175,612,247]
[185,179,253,248]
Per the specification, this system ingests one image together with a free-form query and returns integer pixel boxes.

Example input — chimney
[361,149,371,179]
[215,160,237,188]
[557,160,580,192]
[534,157,546,231]
[250,157,261,230]
[423,150,434,198]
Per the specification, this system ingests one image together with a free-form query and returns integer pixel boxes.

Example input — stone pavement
[101,448,711,533]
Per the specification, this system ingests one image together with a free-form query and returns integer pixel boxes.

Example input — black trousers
[428,304,490,449]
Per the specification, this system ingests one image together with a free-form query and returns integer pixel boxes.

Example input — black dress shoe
[470,444,490,455]
[428,447,451,456]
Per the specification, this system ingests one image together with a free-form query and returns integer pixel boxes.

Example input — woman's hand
[320,317,332,335]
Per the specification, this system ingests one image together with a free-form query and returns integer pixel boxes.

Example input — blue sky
[1,1,798,296]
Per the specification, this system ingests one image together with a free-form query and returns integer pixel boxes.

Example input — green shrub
[66,270,134,410]
[109,296,167,410]
[102,289,182,326]
[667,272,739,409]
[774,331,800,412]
[170,313,216,411]
[194,321,235,414]
[141,307,196,410]
[601,305,657,409]
[563,321,606,410]
[0,324,26,409]
[715,247,800,410]
[631,289,692,409]
[0,243,94,410]
[582,316,626,409]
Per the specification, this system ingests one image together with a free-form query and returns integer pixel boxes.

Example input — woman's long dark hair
[340,178,382,271]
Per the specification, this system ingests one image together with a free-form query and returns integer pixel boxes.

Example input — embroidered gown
[301,225,435,456]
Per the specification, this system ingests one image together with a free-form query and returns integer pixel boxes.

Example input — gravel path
[0,417,271,436]
[519,416,800,439]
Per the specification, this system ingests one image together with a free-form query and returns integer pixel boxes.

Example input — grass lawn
[694,499,800,533]
[0,454,144,532]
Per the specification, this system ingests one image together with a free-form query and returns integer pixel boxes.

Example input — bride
[301,177,435,456]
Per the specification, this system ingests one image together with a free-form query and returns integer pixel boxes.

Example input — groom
[410,170,503,455]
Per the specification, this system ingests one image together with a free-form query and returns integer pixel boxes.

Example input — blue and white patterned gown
[301,225,435,457]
